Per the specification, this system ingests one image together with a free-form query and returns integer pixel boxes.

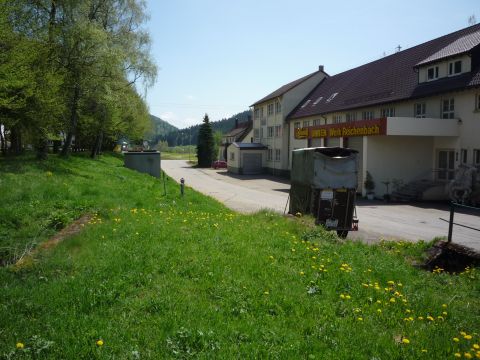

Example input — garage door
[242,153,263,174]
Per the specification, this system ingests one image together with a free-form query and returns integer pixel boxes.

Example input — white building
[250,24,480,200]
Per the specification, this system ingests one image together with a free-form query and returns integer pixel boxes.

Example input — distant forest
[148,110,251,146]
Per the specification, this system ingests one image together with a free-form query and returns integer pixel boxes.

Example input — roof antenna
[468,15,477,26]
[395,45,402,53]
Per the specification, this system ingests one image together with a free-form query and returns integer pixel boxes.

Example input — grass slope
[0,154,479,359]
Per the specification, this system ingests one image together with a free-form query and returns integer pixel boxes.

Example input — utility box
[124,151,161,178]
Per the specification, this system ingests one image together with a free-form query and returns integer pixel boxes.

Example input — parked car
[212,160,227,169]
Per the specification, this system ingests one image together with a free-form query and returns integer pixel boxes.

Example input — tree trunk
[36,136,49,160]
[90,130,103,159]
[9,125,22,155]
[61,84,80,156]
[0,124,6,156]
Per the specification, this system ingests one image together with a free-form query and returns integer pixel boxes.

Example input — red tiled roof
[288,24,480,120]
[251,70,324,106]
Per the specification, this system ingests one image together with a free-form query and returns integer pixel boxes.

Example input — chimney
[318,65,324,72]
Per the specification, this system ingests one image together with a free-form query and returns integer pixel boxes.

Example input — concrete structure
[124,151,161,178]
[247,24,480,200]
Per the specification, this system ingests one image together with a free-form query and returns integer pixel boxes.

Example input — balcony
[386,117,460,137]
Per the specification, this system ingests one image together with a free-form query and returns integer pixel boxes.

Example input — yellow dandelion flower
[473,344,479,350]
[426,316,434,321]
[16,342,24,349]
[402,338,410,344]
[443,312,448,316]
[421,349,427,353]
[418,316,424,320]
[442,304,448,308]
[465,335,473,340]
[465,353,473,359]
[357,317,363,321]
[461,332,468,336]
[454,353,462,358]
[387,280,395,286]
[340,294,345,299]
[300,271,305,276]
[377,309,382,313]
[264,291,269,295]
[453,338,460,342]
[389,298,396,303]
[345,295,351,300]
[96,340,104,346]
[269,256,274,260]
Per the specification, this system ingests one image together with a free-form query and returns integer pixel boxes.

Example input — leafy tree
[196,114,214,167]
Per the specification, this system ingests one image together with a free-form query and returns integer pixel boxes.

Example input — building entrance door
[437,150,455,180]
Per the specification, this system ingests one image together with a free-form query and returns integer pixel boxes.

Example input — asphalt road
[162,160,480,251]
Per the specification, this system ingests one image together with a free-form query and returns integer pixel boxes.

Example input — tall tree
[196,114,214,167]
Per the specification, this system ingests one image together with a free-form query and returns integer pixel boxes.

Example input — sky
[144,0,477,129]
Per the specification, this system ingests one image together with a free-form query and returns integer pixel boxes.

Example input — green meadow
[0,154,478,359]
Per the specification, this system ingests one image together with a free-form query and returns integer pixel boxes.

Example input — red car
[212,160,227,169]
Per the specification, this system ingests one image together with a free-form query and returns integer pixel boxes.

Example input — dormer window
[427,66,439,80]
[448,60,462,75]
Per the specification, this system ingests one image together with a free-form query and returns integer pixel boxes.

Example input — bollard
[180,178,185,196]
[447,202,454,243]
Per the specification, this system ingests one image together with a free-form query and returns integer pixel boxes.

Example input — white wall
[365,136,434,197]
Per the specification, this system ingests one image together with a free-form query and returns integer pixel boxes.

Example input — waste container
[124,151,161,178]
[290,147,359,238]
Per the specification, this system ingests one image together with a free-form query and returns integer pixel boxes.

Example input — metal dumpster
[289,147,359,238]
[124,151,161,178]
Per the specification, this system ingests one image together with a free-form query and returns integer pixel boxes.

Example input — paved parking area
[162,160,480,251]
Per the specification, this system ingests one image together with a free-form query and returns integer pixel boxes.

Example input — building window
[346,112,357,122]
[275,125,281,137]
[275,149,281,161]
[461,149,468,164]
[381,108,395,117]
[260,127,264,138]
[414,103,426,118]
[267,149,273,161]
[294,121,301,129]
[448,60,462,75]
[313,119,321,126]
[326,92,338,103]
[427,66,439,80]
[442,98,455,119]
[254,128,260,139]
[267,126,274,138]
[303,120,310,128]
[474,149,480,166]
[254,109,260,119]
[275,101,281,113]
[267,103,274,116]
[230,152,234,161]
[301,100,311,108]
[333,114,342,124]
[362,111,374,120]
[313,96,323,105]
